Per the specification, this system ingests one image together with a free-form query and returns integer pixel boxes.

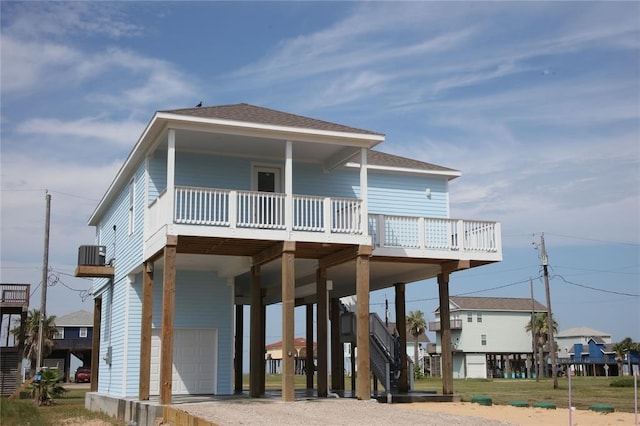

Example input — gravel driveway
[174,398,516,426]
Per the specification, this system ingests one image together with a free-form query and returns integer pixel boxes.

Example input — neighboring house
[49,310,93,382]
[431,296,546,379]
[265,337,316,374]
[555,326,611,360]
[0,284,29,396]
[75,103,501,423]
[561,337,617,376]
[556,330,640,377]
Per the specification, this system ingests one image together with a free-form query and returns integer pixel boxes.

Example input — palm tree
[406,310,427,375]
[30,369,66,405]
[525,312,557,379]
[11,309,57,377]
[612,337,635,376]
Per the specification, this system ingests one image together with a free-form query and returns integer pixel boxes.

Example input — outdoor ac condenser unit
[78,245,106,266]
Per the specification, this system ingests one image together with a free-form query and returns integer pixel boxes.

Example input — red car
[75,366,91,383]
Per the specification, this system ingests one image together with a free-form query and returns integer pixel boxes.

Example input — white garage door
[465,354,487,379]
[150,328,217,395]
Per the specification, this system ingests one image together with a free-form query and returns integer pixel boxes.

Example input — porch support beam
[356,245,372,400]
[305,304,314,390]
[281,242,296,401]
[359,148,368,235]
[395,282,409,393]
[316,267,328,397]
[139,261,154,400]
[160,239,177,405]
[438,272,454,395]
[234,304,243,393]
[285,141,293,232]
[330,297,344,391]
[90,298,101,392]
[249,265,262,398]
[166,129,176,225]
[319,245,371,270]
[260,296,266,394]
[253,241,295,267]
[441,260,470,275]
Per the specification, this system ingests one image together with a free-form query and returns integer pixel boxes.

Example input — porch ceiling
[157,128,361,166]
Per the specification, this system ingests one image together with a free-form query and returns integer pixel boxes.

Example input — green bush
[413,365,424,380]
[610,377,635,387]
[0,398,44,426]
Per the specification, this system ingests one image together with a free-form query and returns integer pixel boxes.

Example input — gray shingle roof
[449,296,546,312]
[55,310,93,327]
[161,103,384,136]
[556,326,611,338]
[349,150,459,174]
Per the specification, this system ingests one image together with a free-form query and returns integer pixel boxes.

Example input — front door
[253,166,282,226]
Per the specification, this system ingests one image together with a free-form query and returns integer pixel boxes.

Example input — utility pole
[540,233,558,389]
[36,192,51,372]
[530,277,538,381]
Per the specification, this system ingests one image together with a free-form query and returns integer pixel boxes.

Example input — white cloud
[14,116,145,147]
[2,2,143,40]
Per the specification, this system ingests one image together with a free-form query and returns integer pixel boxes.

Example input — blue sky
[1,2,639,345]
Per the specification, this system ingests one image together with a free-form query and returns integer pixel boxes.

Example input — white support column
[144,155,150,240]
[285,141,293,232]
[359,148,368,235]
[167,129,176,225]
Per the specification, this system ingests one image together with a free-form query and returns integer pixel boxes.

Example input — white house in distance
[74,103,502,425]
[431,296,546,379]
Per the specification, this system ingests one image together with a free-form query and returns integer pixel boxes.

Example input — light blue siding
[148,154,167,204]
[368,172,448,218]
[149,269,234,395]
[94,162,146,397]
[175,152,253,190]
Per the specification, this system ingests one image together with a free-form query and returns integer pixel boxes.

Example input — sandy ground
[402,402,638,426]
[172,398,640,426]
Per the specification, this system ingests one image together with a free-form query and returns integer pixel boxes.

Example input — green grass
[254,374,638,413]
[412,376,638,413]
[1,389,119,426]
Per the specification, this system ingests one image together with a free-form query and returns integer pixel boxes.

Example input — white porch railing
[171,186,362,233]
[368,215,500,253]
[148,186,501,255]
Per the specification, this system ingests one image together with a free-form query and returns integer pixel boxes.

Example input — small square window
[481,334,487,346]
[79,327,88,338]
[53,327,64,339]
[467,312,473,323]
[477,312,483,323]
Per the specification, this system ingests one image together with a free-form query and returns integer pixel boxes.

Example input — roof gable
[556,326,611,338]
[161,103,384,136]
[346,150,461,178]
[55,310,93,327]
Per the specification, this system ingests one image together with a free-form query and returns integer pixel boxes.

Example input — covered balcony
[145,184,501,264]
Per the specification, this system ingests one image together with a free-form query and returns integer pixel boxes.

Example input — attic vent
[78,245,106,266]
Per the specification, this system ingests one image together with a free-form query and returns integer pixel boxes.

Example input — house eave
[344,162,462,179]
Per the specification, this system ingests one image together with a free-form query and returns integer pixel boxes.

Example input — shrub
[610,377,635,388]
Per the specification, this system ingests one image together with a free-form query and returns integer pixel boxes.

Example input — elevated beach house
[76,104,501,421]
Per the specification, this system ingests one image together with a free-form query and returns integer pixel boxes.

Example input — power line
[552,273,640,297]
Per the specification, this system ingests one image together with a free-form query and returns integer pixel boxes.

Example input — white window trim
[54,327,64,339]
[128,177,135,236]
[79,327,88,338]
